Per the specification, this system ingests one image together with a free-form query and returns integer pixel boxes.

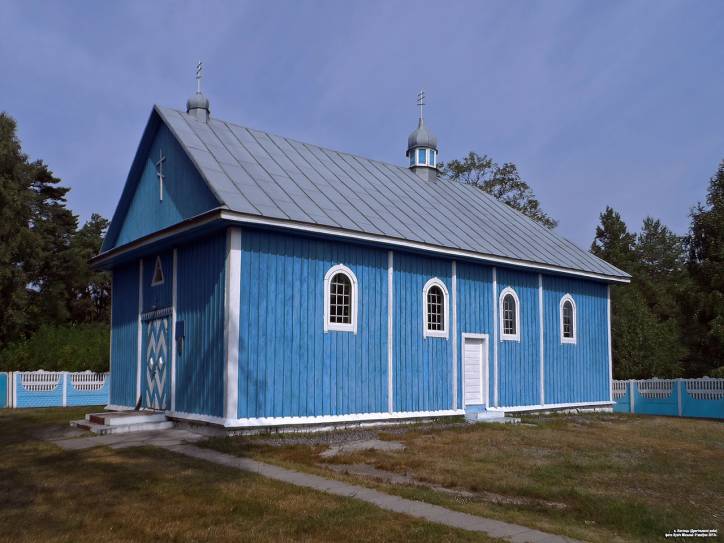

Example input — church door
[142,311,171,410]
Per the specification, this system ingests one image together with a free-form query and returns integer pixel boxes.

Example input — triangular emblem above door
[151,256,164,286]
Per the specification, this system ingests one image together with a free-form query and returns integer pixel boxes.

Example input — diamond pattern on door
[143,317,169,410]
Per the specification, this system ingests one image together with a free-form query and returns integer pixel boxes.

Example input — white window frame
[559,293,577,344]
[423,277,449,339]
[324,264,358,334]
[151,256,165,286]
[499,286,520,342]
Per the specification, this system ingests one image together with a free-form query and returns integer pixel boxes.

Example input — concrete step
[71,418,174,435]
[464,411,521,424]
[86,411,167,426]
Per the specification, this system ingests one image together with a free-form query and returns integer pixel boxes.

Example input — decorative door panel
[142,312,170,410]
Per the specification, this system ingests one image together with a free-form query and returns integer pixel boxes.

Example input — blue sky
[1,1,722,248]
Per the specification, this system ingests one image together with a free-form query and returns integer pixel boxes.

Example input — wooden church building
[94,82,629,428]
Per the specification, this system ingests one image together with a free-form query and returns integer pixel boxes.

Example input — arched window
[423,278,449,338]
[324,264,358,333]
[560,294,577,344]
[499,287,520,341]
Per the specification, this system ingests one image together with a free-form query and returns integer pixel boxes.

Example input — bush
[0,323,109,372]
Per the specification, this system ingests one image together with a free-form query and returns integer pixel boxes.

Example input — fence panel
[15,371,65,408]
[67,372,110,407]
[682,379,724,419]
[0,373,7,408]
[634,379,678,417]
[613,378,724,420]
[12,371,110,408]
[611,380,630,413]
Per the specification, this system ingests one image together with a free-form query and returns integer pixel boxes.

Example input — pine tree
[441,152,558,229]
[683,160,724,376]
[68,214,111,323]
[591,207,684,378]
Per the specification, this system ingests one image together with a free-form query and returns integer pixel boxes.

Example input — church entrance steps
[70,411,173,435]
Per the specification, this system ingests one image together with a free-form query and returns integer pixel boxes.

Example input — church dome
[407,118,438,152]
[186,91,210,113]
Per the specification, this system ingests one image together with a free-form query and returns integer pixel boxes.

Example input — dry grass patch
[0,408,495,542]
[206,414,724,543]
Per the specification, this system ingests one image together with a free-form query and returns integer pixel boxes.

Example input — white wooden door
[463,337,484,406]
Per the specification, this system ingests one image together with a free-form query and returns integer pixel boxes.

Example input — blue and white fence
[613,378,724,420]
[1,371,110,409]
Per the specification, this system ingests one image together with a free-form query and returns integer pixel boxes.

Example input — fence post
[62,372,68,407]
[677,379,683,417]
[11,372,16,408]
[629,380,635,414]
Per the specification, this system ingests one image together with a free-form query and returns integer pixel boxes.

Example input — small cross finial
[417,89,425,121]
[196,61,203,93]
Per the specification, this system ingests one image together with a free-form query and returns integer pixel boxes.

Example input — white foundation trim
[487,400,614,412]
[171,249,178,412]
[387,250,394,413]
[166,409,467,429]
[492,267,498,407]
[136,258,143,405]
[451,260,458,409]
[224,227,242,421]
[538,274,544,406]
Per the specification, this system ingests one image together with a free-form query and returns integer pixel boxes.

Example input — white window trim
[499,286,520,342]
[412,147,437,168]
[151,255,165,286]
[323,264,358,334]
[423,277,449,339]
[559,293,577,344]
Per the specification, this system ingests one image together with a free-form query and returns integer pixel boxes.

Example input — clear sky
[1,1,722,248]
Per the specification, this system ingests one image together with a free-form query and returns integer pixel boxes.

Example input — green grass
[0,408,496,542]
[204,413,724,543]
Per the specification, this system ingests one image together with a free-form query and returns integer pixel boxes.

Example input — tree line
[0,113,110,372]
[443,153,723,379]
[0,113,721,378]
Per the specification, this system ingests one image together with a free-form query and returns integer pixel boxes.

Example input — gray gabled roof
[156,105,629,281]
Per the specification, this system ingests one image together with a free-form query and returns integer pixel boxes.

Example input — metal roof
[154,105,629,281]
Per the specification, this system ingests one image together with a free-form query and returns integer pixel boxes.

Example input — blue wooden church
[94,82,629,428]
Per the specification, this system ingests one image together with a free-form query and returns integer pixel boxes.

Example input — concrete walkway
[166,443,582,543]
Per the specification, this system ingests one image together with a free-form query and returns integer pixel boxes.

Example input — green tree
[591,207,684,378]
[0,112,109,358]
[0,114,32,346]
[441,152,557,229]
[683,161,724,376]
[67,214,111,323]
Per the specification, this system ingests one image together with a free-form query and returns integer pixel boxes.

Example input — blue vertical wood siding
[238,229,388,419]
[497,268,541,407]
[142,251,173,312]
[175,232,227,417]
[543,275,609,404]
[393,252,453,412]
[110,262,139,406]
[456,262,493,407]
[114,124,218,248]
